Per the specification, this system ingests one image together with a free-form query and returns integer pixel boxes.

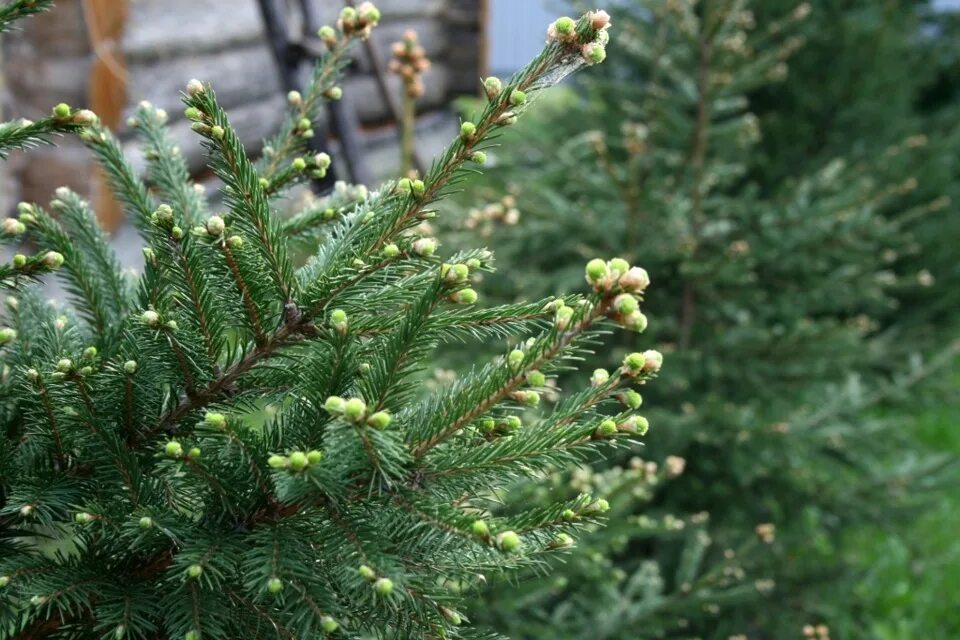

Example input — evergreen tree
[445,2,958,637]
[0,4,661,639]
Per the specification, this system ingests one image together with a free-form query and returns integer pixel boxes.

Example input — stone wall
[0,0,484,219]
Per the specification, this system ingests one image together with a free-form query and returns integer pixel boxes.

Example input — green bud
[267,454,287,469]
[56,358,72,373]
[210,125,224,139]
[483,76,502,99]
[441,607,462,626]
[206,215,225,236]
[642,349,663,373]
[288,451,308,471]
[344,397,367,422]
[204,412,226,428]
[0,576,10,588]
[633,416,650,436]
[82,346,98,360]
[124,360,138,374]
[13,254,26,268]
[614,294,639,316]
[165,320,179,331]
[185,631,199,640]
[623,352,646,372]
[358,3,381,23]
[187,447,201,460]
[509,89,527,105]
[460,121,476,139]
[326,86,343,101]
[597,419,618,437]
[374,577,394,596]
[44,251,65,268]
[186,564,203,579]
[324,395,346,413]
[480,418,496,433]
[0,328,16,344]
[330,308,348,330]
[165,441,183,458]
[383,243,400,258]
[470,151,487,164]
[505,415,522,431]
[526,370,546,387]
[520,390,540,406]
[555,305,575,330]
[227,235,244,249]
[552,533,575,548]
[367,411,392,430]
[623,390,643,409]
[259,178,270,188]
[30,595,47,606]
[452,288,478,304]
[625,311,648,333]
[554,16,575,35]
[267,577,283,594]
[583,42,607,65]
[608,258,630,277]
[314,152,332,169]
[78,366,92,376]
[318,25,337,41]
[497,530,521,552]
[306,450,324,464]
[562,508,577,521]
[320,616,339,633]
[53,103,71,118]
[507,349,524,371]
[585,258,609,284]
[287,90,302,106]
[471,520,489,537]
[184,107,202,121]
[411,179,426,196]
[75,512,93,524]
[141,310,160,327]
[292,157,306,171]
[139,516,153,529]
[413,237,437,256]
[359,564,376,580]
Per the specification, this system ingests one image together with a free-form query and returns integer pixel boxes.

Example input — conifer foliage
[0,4,656,639]
[446,1,957,638]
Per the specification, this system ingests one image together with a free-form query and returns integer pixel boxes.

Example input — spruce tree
[446,2,957,637]
[0,4,660,639]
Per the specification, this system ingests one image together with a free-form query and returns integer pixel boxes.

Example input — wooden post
[82,0,128,232]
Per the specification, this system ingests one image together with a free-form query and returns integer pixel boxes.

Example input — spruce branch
[0,112,91,159]
[183,85,298,306]
[0,9,654,639]
[0,0,53,32]
[130,101,208,224]
[257,8,381,188]
[78,123,156,234]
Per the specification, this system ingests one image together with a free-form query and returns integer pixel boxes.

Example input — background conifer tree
[0,4,663,638]
[444,2,959,637]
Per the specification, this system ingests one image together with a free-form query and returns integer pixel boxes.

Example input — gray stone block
[124,0,265,62]
[126,43,281,115]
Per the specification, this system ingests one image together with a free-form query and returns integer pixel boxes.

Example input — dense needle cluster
[0,4,659,639]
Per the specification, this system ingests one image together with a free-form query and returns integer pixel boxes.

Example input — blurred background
[3,1,960,638]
